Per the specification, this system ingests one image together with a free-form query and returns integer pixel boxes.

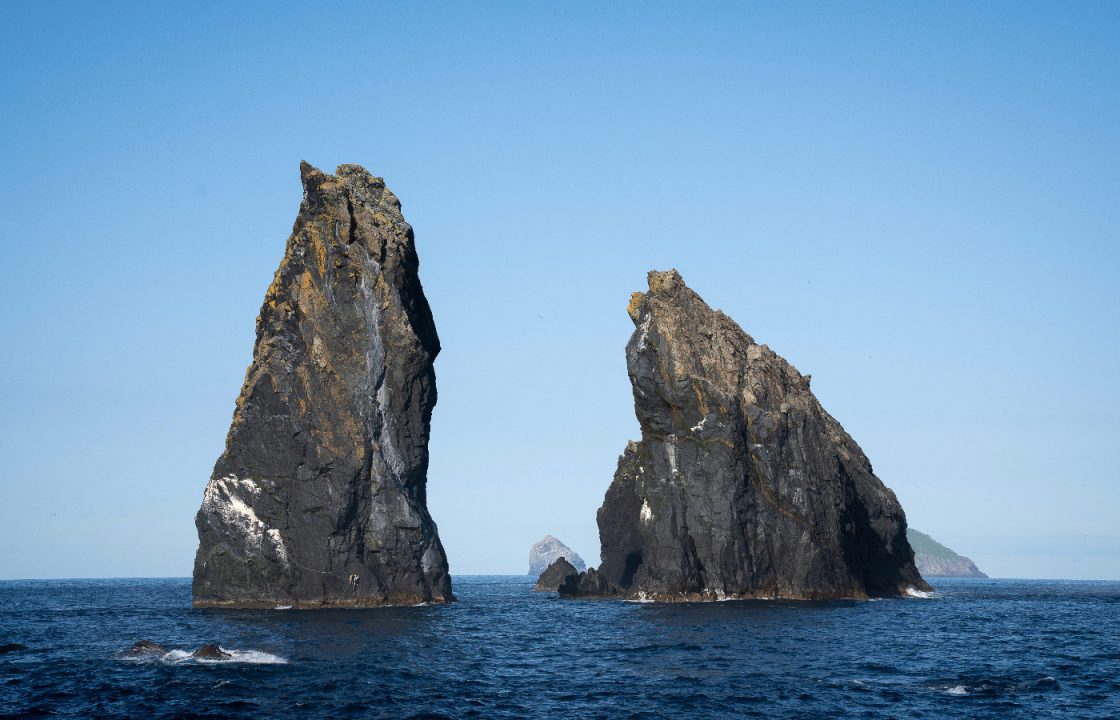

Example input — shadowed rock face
[535,557,579,592]
[565,270,930,601]
[192,162,452,608]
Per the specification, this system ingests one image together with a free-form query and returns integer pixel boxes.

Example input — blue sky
[1,2,1117,580]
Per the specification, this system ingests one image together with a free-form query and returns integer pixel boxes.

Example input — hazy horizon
[2,2,1117,582]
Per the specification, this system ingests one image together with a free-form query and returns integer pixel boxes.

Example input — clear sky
[1,2,1117,580]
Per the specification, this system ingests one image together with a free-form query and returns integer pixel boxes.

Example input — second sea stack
[564,270,930,601]
[192,162,452,608]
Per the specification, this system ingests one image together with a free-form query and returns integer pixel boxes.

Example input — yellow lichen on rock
[647,269,678,294]
[627,292,645,321]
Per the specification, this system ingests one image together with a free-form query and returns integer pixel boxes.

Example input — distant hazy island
[907,529,987,578]
[528,536,586,577]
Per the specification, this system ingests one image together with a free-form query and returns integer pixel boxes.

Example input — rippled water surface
[1,577,1117,718]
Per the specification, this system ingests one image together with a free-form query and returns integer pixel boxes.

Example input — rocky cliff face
[192,162,453,608]
[563,270,930,601]
[908,529,987,578]
[528,535,586,576]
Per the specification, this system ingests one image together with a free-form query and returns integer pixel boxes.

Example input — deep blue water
[0,577,1117,719]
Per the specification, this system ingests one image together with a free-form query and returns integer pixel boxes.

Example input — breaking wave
[158,648,289,665]
[933,675,1059,697]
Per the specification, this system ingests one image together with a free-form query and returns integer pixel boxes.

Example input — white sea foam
[623,592,658,604]
[161,649,192,663]
[272,605,293,610]
[904,587,933,599]
[160,648,288,665]
[944,685,968,696]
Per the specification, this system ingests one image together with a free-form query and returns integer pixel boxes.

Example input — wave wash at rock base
[192,162,452,608]
[562,270,930,601]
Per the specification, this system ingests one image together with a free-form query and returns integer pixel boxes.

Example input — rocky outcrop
[528,535,586,576]
[192,162,452,608]
[535,558,579,591]
[563,270,930,601]
[192,644,231,659]
[908,529,987,578]
[123,640,167,657]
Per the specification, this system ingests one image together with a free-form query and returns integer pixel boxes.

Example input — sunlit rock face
[563,270,930,601]
[192,162,452,608]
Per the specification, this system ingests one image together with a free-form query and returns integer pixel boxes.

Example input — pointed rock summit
[563,270,930,600]
[192,162,452,608]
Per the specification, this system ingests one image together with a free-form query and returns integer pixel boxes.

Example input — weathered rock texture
[908,529,987,578]
[192,162,452,608]
[535,558,579,592]
[563,270,930,601]
[528,535,586,576]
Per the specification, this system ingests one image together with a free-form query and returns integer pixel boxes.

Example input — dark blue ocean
[0,577,1117,719]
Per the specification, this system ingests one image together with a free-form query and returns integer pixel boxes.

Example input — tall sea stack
[192,162,452,608]
[563,270,929,600]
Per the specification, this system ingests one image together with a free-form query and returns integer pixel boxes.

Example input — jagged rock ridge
[192,162,452,608]
[908,529,987,578]
[563,270,930,601]
[528,535,586,576]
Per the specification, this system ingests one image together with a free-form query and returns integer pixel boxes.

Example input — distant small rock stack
[192,162,452,608]
[528,536,586,576]
[562,270,930,601]
[908,529,988,578]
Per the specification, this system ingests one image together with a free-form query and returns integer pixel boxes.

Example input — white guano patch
[691,416,707,433]
[635,313,653,351]
[665,441,678,475]
[640,499,653,523]
[202,474,289,568]
[266,529,289,564]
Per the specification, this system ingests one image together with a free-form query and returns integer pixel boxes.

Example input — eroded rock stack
[562,270,930,600]
[192,162,452,608]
